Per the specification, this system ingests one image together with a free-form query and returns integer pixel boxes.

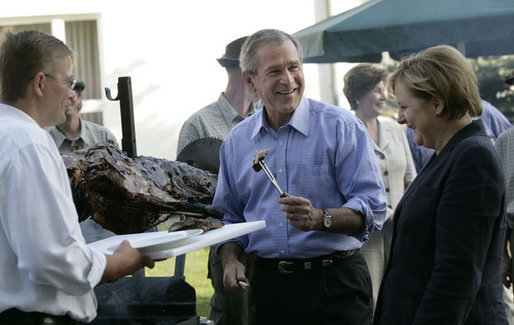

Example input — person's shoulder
[379,116,406,134]
[229,109,260,133]
[222,110,260,145]
[0,121,55,170]
[1,113,48,146]
[306,98,358,121]
[482,99,503,115]
[46,125,59,136]
[81,119,118,143]
[454,129,497,161]
[495,126,514,151]
[497,125,514,141]
[184,100,222,123]
[81,119,111,132]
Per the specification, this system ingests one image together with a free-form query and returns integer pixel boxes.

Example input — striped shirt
[177,93,257,156]
[47,119,118,153]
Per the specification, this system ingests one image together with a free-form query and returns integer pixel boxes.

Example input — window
[65,20,101,100]
[1,16,101,100]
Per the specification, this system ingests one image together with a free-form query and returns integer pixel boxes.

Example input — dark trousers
[208,248,255,325]
[248,251,373,325]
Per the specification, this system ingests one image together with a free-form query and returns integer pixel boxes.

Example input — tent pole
[457,42,466,56]
[314,0,339,105]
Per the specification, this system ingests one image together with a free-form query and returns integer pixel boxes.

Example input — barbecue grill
[91,77,208,325]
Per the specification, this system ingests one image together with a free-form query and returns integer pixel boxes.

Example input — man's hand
[278,194,365,235]
[101,240,155,283]
[278,194,323,231]
[222,259,249,292]
[219,242,248,292]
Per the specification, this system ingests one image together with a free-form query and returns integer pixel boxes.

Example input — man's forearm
[219,241,243,268]
[323,207,365,235]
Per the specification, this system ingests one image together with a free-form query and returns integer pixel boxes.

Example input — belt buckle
[322,259,333,267]
[42,316,59,325]
[278,261,294,274]
[42,316,65,325]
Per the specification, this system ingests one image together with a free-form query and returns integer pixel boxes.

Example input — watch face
[323,215,332,228]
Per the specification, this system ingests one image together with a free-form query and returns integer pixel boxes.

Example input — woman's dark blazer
[374,120,508,325]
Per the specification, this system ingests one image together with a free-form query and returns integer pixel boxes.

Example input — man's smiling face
[245,39,304,121]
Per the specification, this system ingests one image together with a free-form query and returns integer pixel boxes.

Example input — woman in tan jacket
[343,63,416,308]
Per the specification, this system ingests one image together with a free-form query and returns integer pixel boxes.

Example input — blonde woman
[374,45,508,324]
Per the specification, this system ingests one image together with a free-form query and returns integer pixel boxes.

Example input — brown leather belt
[0,308,78,325]
[255,249,359,275]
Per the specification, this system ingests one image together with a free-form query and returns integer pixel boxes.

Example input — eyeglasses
[44,74,77,90]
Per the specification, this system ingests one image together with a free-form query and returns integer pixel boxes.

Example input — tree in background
[470,55,514,122]
[379,55,514,123]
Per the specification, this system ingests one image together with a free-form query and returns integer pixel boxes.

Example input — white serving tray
[88,220,266,260]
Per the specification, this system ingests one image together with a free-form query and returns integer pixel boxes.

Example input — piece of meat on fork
[252,150,287,198]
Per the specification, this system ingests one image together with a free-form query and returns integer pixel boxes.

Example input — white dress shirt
[0,103,106,322]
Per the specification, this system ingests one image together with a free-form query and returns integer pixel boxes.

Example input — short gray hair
[239,29,303,76]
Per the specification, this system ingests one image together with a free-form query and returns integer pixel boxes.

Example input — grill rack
[94,77,200,324]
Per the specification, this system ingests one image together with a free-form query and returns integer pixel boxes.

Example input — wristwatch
[322,209,332,230]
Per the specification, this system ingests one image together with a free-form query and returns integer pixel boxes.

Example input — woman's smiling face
[357,80,386,118]
[396,80,439,149]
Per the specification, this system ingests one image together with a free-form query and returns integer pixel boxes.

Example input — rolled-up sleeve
[336,118,388,241]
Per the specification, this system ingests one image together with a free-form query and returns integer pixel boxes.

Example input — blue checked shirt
[214,97,387,259]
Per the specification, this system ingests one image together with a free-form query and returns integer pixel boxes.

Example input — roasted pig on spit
[62,143,223,234]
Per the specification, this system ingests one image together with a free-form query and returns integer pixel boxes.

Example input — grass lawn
[144,221,213,318]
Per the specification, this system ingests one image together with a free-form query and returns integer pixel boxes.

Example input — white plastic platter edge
[88,220,266,260]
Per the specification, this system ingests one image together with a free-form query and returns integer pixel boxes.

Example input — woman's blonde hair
[387,45,482,120]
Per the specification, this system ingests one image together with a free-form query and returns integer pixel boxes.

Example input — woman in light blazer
[343,64,416,308]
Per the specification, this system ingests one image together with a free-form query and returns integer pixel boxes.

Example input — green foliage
[470,55,514,122]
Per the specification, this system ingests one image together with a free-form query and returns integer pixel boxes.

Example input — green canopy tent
[293,0,514,63]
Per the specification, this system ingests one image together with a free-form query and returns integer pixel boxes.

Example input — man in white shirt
[0,30,154,324]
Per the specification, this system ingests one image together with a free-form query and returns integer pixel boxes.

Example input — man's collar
[251,97,309,139]
[52,118,86,146]
[49,126,68,148]
[288,97,309,136]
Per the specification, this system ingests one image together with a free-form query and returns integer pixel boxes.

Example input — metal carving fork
[256,153,287,198]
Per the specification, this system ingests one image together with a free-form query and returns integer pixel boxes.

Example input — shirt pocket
[291,164,333,199]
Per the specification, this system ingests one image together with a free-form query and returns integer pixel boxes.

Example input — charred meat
[168,217,224,233]
[252,150,269,172]
[62,143,223,234]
